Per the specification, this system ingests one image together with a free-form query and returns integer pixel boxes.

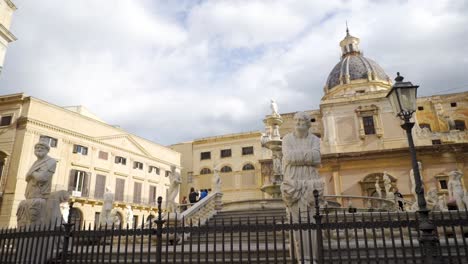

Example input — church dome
[324,29,391,91]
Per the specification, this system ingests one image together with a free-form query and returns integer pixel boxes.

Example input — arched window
[200,168,212,175]
[242,164,255,171]
[220,166,232,173]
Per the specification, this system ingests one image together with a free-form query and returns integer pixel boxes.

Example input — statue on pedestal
[383,172,394,199]
[166,166,181,213]
[271,99,280,117]
[375,176,382,199]
[212,164,222,193]
[99,186,115,226]
[280,111,323,264]
[17,139,67,228]
[125,205,134,228]
[448,170,466,210]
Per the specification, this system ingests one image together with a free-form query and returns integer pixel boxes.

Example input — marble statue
[272,151,282,179]
[125,205,134,228]
[448,170,466,210]
[281,111,323,264]
[271,99,279,116]
[375,176,382,199]
[212,164,222,193]
[166,166,181,213]
[409,162,422,211]
[272,124,281,140]
[438,194,448,211]
[383,172,394,199]
[16,139,61,228]
[99,186,115,226]
[60,202,70,223]
[426,187,438,208]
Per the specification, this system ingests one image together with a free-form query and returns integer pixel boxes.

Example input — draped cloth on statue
[281,132,323,212]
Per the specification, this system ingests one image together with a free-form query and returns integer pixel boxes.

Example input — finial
[346,20,349,36]
[395,72,404,82]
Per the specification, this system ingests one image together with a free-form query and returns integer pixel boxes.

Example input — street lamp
[386,72,440,263]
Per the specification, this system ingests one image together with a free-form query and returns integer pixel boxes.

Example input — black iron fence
[1,196,467,264]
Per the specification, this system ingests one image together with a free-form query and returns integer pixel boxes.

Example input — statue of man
[17,139,57,227]
[383,172,394,199]
[166,165,181,213]
[375,176,382,199]
[280,111,323,264]
[271,99,279,116]
[125,205,134,228]
[448,170,466,210]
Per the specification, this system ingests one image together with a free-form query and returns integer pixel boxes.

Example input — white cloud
[0,0,467,145]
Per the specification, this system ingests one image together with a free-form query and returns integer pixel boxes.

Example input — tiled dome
[325,29,391,90]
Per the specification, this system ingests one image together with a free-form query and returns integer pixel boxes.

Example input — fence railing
[1,195,467,263]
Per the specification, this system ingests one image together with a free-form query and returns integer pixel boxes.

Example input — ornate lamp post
[386,72,440,263]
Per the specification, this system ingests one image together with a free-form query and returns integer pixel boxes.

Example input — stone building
[0,94,180,227]
[173,30,468,206]
[0,0,16,74]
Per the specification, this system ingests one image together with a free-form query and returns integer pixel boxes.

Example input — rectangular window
[220,149,232,158]
[73,144,88,155]
[69,170,89,197]
[439,180,448,190]
[0,115,12,126]
[450,102,457,107]
[149,185,157,204]
[115,156,127,165]
[133,161,143,170]
[94,174,106,199]
[165,170,171,177]
[98,151,108,160]
[242,146,254,155]
[432,139,442,145]
[363,116,376,135]
[200,151,211,160]
[94,212,100,226]
[115,178,125,202]
[149,166,160,175]
[39,135,58,148]
[455,120,466,131]
[417,106,424,111]
[133,182,142,204]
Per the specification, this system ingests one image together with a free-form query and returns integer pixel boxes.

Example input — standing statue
[448,170,466,210]
[375,176,382,199]
[426,187,438,208]
[212,164,222,193]
[60,202,70,223]
[438,194,448,211]
[99,186,115,226]
[125,205,134,228]
[166,165,181,213]
[271,99,279,116]
[17,139,59,227]
[281,111,323,264]
[409,161,422,211]
[272,151,282,182]
[16,139,69,263]
[383,172,394,199]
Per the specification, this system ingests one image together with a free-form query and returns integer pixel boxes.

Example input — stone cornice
[19,117,179,168]
[4,0,17,10]
[193,131,262,145]
[0,23,16,42]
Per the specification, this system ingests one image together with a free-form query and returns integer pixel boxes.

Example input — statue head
[34,139,50,159]
[449,170,463,180]
[293,111,311,134]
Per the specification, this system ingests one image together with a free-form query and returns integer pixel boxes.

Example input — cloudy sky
[1,0,467,145]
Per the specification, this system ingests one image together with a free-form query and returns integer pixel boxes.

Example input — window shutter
[94,175,106,199]
[82,172,91,197]
[149,186,155,204]
[68,170,76,191]
[72,145,78,153]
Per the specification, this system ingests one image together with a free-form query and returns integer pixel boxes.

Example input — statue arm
[304,137,321,165]
[32,160,56,182]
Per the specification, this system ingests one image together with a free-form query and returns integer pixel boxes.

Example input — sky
[0,0,467,145]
